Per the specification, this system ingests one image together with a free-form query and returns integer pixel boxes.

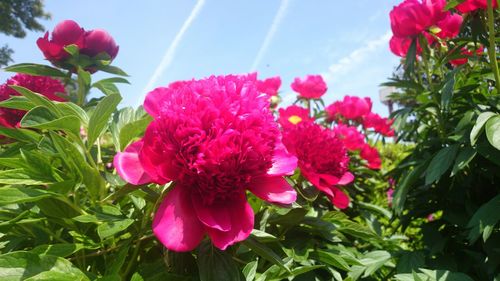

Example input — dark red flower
[36,20,85,62]
[81,29,119,60]
[0,74,66,128]
[282,122,353,209]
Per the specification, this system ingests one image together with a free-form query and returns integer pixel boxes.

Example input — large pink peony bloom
[390,0,447,38]
[0,74,66,128]
[326,96,372,121]
[362,112,395,137]
[435,13,463,39]
[257,76,281,96]
[114,74,298,252]
[333,123,366,151]
[456,0,498,13]
[282,122,353,209]
[278,105,313,129]
[291,75,327,99]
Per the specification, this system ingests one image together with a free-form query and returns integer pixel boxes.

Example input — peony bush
[0,0,499,279]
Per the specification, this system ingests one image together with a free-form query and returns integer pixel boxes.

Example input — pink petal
[113,140,152,185]
[302,170,334,198]
[249,176,297,204]
[330,187,350,209]
[152,185,205,252]
[337,172,354,185]
[206,193,254,250]
[192,192,231,231]
[267,142,297,176]
[143,87,169,118]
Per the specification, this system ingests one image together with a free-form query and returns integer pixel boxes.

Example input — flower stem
[486,0,500,93]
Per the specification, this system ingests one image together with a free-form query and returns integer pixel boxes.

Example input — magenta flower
[333,123,366,151]
[390,0,447,38]
[387,188,394,207]
[37,20,85,62]
[326,96,373,121]
[282,122,353,209]
[257,76,282,96]
[362,112,395,137]
[0,74,66,129]
[456,0,498,13]
[114,74,297,252]
[360,144,382,170]
[278,105,313,129]
[291,75,328,99]
[81,29,119,60]
[435,13,463,39]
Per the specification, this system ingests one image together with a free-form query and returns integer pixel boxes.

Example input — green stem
[486,0,500,93]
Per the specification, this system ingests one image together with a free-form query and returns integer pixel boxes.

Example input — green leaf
[0,186,53,205]
[404,39,417,75]
[20,106,80,136]
[118,116,152,150]
[440,69,456,110]
[9,85,62,116]
[393,163,426,214]
[250,229,278,243]
[0,127,40,143]
[57,102,89,125]
[3,63,68,77]
[63,44,79,56]
[197,241,242,281]
[0,251,90,281]
[419,268,474,281]
[444,0,467,10]
[0,169,53,185]
[99,65,129,76]
[485,115,500,150]
[396,251,425,274]
[87,93,122,147]
[242,238,289,273]
[242,260,258,281]
[0,96,34,111]
[470,112,496,145]
[425,145,458,185]
[359,250,392,277]
[31,244,84,257]
[97,218,134,240]
[450,146,476,176]
[312,250,350,271]
[467,194,500,243]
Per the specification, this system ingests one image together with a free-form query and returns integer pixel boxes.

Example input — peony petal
[249,176,297,204]
[143,87,169,118]
[301,170,334,198]
[192,192,231,232]
[206,193,254,250]
[267,142,297,176]
[152,185,205,252]
[330,187,350,209]
[337,172,354,185]
[113,140,152,185]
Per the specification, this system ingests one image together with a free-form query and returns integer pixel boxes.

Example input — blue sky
[0,0,401,116]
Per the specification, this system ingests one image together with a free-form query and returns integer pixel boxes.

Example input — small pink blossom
[257,76,281,96]
[326,96,372,121]
[291,75,327,99]
[333,123,366,151]
[360,145,382,170]
[362,112,395,137]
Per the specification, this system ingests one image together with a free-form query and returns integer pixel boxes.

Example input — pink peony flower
[291,75,327,99]
[37,20,85,62]
[37,20,119,65]
[114,74,298,252]
[81,29,119,60]
[390,36,420,57]
[326,96,373,121]
[360,145,382,170]
[362,112,395,137]
[256,76,281,96]
[390,0,447,38]
[0,74,66,128]
[282,122,353,209]
[278,105,312,129]
[450,46,484,66]
[456,0,498,13]
[333,123,366,151]
[435,13,463,39]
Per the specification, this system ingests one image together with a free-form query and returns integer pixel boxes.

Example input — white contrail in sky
[250,0,291,72]
[139,0,206,104]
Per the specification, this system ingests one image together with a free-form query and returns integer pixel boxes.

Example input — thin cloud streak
[322,30,391,82]
[250,0,290,71]
[139,0,206,104]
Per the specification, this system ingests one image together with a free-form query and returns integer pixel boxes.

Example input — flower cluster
[37,20,119,67]
[0,74,66,128]
[114,74,297,252]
